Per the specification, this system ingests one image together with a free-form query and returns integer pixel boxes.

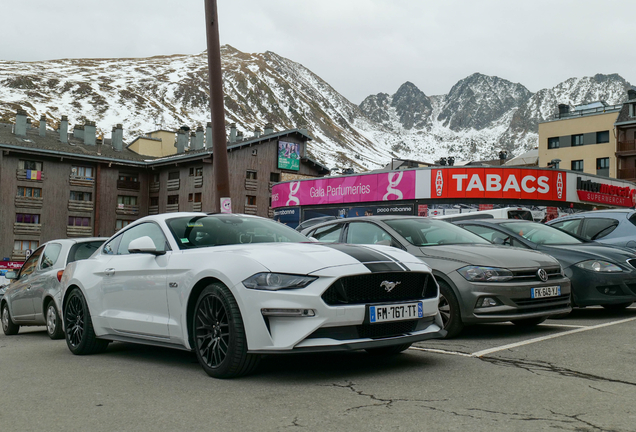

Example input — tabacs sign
[277,140,300,171]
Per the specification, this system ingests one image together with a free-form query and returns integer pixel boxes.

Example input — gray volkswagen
[303,216,571,338]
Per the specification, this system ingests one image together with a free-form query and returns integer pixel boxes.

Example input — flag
[26,170,41,180]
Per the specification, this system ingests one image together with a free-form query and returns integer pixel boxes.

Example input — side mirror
[128,236,165,256]
[5,271,17,280]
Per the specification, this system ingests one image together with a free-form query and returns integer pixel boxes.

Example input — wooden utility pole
[205,0,231,212]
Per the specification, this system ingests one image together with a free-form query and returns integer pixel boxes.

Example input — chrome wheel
[46,305,58,335]
[195,293,230,368]
[65,295,84,348]
[2,307,8,331]
[438,294,451,327]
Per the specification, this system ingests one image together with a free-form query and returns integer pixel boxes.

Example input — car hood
[183,242,424,275]
[418,244,558,268]
[538,243,636,268]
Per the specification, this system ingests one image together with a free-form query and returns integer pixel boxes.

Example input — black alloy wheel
[438,281,463,338]
[193,283,260,378]
[46,302,65,340]
[64,288,109,355]
[2,303,20,335]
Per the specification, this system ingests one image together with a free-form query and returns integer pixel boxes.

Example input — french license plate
[369,302,424,323]
[531,286,561,299]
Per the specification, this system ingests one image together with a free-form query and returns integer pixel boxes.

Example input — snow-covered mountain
[0,46,631,170]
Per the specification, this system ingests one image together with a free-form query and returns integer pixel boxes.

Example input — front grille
[321,272,436,306]
[511,266,562,281]
[512,294,570,307]
[357,320,417,339]
[307,319,432,341]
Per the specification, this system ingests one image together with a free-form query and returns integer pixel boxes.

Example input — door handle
[104,268,115,276]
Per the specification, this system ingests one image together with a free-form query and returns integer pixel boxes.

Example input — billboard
[278,141,300,171]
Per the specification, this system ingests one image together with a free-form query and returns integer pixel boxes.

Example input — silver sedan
[1,238,106,339]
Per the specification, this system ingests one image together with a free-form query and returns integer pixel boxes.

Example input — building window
[189,167,203,176]
[194,192,202,203]
[116,220,133,231]
[270,172,281,182]
[118,172,138,182]
[71,166,93,178]
[572,134,584,146]
[547,137,559,149]
[596,131,610,143]
[19,160,43,171]
[17,187,42,198]
[596,158,610,170]
[70,191,92,201]
[246,170,257,179]
[246,195,257,206]
[150,197,159,206]
[16,213,40,224]
[68,216,90,227]
[188,193,193,202]
[117,195,138,205]
[168,195,179,205]
[152,173,160,183]
[14,240,39,251]
[571,160,584,171]
[168,171,180,180]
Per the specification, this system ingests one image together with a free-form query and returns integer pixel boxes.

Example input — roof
[614,103,636,125]
[504,149,538,166]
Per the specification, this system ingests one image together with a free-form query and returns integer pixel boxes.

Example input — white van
[432,207,534,223]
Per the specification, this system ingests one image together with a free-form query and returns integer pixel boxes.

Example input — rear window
[68,241,105,264]
[507,210,533,221]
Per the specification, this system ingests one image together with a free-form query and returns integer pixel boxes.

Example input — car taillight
[57,270,64,282]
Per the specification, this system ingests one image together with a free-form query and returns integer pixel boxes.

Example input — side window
[19,247,45,279]
[510,238,528,248]
[346,222,395,246]
[550,219,582,236]
[312,224,343,243]
[103,235,122,255]
[117,223,169,255]
[40,243,63,269]
[581,218,619,240]
[462,225,513,245]
[69,241,105,263]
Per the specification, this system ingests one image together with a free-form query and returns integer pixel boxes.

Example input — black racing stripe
[359,245,411,272]
[322,243,405,272]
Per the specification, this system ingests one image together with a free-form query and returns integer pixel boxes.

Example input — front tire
[511,317,547,327]
[438,281,463,338]
[601,302,633,311]
[64,288,109,355]
[193,283,260,378]
[365,343,412,355]
[46,302,65,340]
[2,303,19,335]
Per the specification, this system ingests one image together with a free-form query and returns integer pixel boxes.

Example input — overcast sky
[3,0,635,104]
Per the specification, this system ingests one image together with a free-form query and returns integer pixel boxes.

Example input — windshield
[500,221,582,245]
[166,215,310,249]
[384,218,490,247]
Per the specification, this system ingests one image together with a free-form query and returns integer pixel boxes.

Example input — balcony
[194,176,203,188]
[148,205,159,215]
[268,208,274,218]
[149,182,160,193]
[166,204,179,212]
[68,200,94,212]
[14,223,42,236]
[618,168,636,181]
[17,169,44,182]
[167,179,180,191]
[11,250,28,261]
[15,196,43,209]
[192,202,202,212]
[617,140,636,156]
[67,225,93,237]
[244,204,257,215]
[245,179,258,191]
[69,175,94,188]
[116,204,139,215]
[268,181,276,191]
[117,179,140,191]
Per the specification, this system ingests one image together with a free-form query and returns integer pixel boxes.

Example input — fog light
[261,308,316,317]
[476,297,499,308]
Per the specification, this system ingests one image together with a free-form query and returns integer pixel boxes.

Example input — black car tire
[601,302,633,311]
[46,301,65,340]
[438,281,463,338]
[365,343,412,355]
[511,317,547,327]
[2,303,20,335]
[64,288,109,355]
[193,283,260,379]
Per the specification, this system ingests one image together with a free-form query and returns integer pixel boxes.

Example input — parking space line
[541,323,588,328]
[471,317,636,357]
[409,347,473,357]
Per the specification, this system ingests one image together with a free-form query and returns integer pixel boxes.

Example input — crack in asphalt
[284,416,305,428]
[480,356,636,388]
[549,410,617,432]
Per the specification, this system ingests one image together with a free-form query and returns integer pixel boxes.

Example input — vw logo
[537,269,548,282]
[381,281,401,292]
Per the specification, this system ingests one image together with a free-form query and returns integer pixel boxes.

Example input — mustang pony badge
[381,281,401,292]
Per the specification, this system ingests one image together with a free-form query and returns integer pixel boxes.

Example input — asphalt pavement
[1,306,635,432]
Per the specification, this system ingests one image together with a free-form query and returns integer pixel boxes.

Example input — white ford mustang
[61,213,444,378]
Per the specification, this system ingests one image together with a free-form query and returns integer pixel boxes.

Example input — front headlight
[458,266,513,282]
[243,273,317,290]
[575,260,623,273]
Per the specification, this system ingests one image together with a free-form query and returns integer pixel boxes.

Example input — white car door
[100,222,171,339]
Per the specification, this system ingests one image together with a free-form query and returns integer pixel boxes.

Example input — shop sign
[576,177,636,207]
[278,141,301,171]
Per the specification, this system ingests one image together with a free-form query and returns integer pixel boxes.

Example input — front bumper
[448,272,572,324]
[567,267,636,307]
